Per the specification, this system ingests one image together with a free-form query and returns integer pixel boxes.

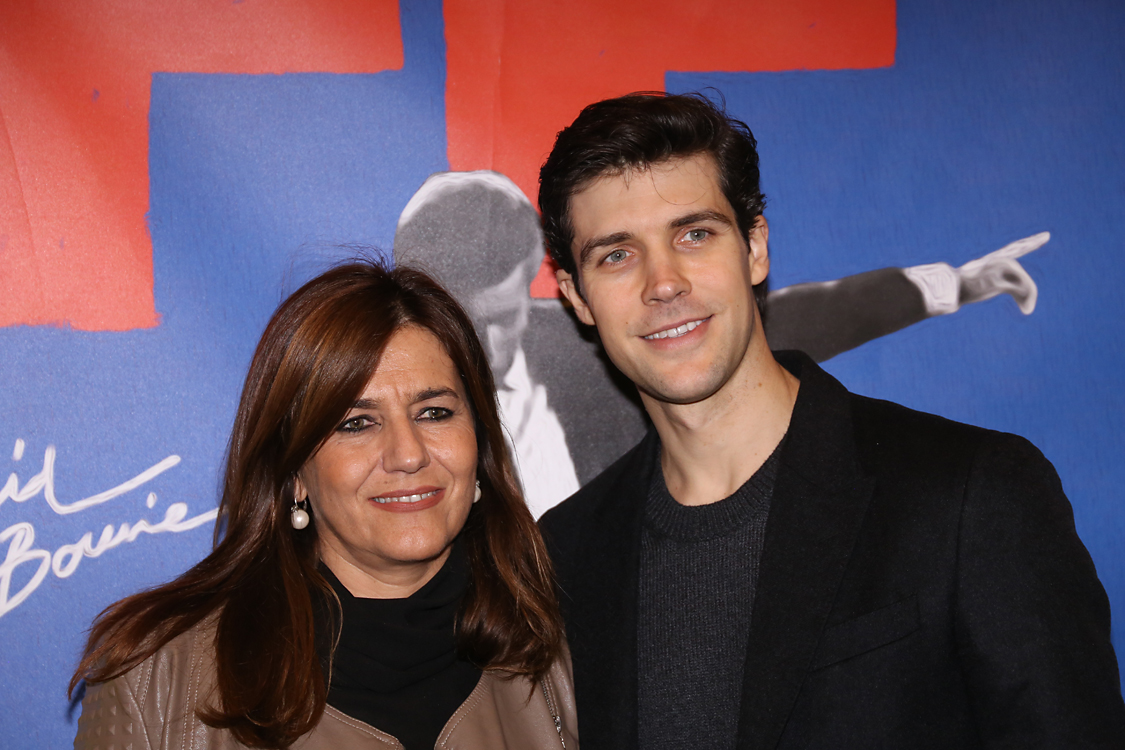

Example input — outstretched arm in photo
[764,232,1048,362]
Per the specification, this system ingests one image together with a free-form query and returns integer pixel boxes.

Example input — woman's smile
[371,487,444,511]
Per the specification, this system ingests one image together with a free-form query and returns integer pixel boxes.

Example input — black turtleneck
[318,544,482,750]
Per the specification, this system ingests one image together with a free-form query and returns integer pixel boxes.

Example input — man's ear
[747,215,770,286]
[556,268,596,326]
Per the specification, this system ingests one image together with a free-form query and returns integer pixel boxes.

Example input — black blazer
[539,352,1125,749]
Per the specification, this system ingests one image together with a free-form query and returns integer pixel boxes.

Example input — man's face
[556,153,769,406]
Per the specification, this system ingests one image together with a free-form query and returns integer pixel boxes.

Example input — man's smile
[642,317,711,341]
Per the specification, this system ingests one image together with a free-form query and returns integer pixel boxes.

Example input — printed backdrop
[1,1,1123,746]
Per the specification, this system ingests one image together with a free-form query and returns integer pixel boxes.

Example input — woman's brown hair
[70,260,565,748]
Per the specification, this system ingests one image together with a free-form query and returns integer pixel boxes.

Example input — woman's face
[295,325,479,598]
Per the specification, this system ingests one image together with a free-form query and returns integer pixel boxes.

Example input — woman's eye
[418,407,453,421]
[337,416,374,433]
[684,229,709,242]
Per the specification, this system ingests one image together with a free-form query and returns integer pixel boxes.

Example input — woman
[71,261,577,749]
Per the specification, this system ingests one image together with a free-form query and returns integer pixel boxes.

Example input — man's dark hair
[538,91,767,285]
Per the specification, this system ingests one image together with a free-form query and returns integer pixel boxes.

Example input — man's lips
[642,317,710,341]
[370,487,443,511]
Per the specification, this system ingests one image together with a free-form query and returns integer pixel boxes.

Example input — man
[537,92,1124,749]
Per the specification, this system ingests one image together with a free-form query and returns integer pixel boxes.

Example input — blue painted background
[1,0,1122,746]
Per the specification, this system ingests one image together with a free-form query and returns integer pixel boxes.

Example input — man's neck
[643,338,799,507]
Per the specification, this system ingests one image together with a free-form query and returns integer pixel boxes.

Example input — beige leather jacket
[74,618,578,750]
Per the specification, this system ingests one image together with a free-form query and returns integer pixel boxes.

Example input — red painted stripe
[443,0,896,297]
[0,0,402,330]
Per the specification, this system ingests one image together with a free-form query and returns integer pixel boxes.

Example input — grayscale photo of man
[394,168,1048,521]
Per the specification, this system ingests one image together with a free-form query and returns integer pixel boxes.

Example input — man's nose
[644,247,691,304]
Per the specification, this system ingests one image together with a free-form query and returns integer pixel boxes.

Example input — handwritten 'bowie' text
[1,439,217,618]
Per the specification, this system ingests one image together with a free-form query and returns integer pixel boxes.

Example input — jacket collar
[735,351,875,749]
[563,430,657,749]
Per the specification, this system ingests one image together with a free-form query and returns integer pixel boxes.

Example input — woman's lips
[370,487,444,512]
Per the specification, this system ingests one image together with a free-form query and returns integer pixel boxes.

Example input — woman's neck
[319,542,451,599]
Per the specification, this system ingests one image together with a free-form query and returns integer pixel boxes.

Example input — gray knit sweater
[637,443,782,750]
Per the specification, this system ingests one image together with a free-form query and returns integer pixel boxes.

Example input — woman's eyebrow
[350,388,459,411]
[413,387,459,404]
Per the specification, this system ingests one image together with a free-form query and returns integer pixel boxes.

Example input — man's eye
[419,407,453,421]
[684,229,709,242]
[337,416,374,433]
[604,249,628,264]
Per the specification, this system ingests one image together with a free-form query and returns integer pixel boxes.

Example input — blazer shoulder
[847,392,1009,471]
[539,433,652,543]
[846,392,1072,531]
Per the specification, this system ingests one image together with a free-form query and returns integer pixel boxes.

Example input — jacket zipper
[540,681,566,749]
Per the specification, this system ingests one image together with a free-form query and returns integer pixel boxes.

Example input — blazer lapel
[566,432,656,750]
[736,354,875,750]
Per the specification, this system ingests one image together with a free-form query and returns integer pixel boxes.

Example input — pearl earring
[473,481,482,504]
[291,497,310,530]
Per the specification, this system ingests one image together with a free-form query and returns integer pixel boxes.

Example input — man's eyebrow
[578,231,633,268]
[669,210,734,230]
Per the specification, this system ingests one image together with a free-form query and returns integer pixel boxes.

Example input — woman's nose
[382,419,430,473]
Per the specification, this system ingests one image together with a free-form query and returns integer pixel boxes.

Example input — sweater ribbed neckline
[644,438,784,542]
